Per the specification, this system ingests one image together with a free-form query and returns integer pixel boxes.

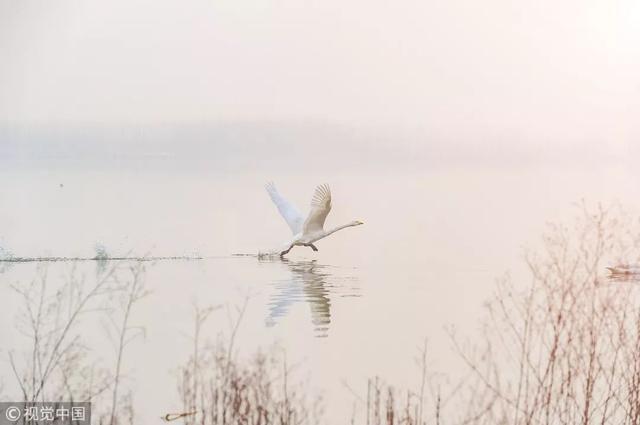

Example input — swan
[264,182,363,257]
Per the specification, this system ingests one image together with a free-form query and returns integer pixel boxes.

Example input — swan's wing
[302,184,332,234]
[265,182,304,235]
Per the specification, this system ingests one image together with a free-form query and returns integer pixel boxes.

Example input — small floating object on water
[606,265,640,280]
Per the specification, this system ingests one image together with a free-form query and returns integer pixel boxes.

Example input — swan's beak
[355,220,364,225]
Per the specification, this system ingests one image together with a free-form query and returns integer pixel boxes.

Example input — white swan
[264,182,363,257]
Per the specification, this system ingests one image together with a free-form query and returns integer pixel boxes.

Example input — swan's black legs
[280,243,317,257]
[280,245,293,258]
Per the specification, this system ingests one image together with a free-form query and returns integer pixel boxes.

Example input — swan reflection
[262,258,359,337]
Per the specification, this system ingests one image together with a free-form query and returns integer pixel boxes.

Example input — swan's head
[351,220,364,226]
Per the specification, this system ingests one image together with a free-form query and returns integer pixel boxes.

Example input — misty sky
[1,0,639,147]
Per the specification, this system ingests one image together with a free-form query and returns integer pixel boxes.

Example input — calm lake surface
[1,149,639,423]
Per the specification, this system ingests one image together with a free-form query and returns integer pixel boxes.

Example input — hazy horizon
[0,122,636,170]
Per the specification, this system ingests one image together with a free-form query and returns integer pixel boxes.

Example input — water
[1,149,639,423]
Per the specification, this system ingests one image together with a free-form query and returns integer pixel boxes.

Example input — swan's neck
[324,222,355,237]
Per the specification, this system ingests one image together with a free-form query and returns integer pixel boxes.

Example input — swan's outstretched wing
[265,182,304,235]
[303,184,332,234]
